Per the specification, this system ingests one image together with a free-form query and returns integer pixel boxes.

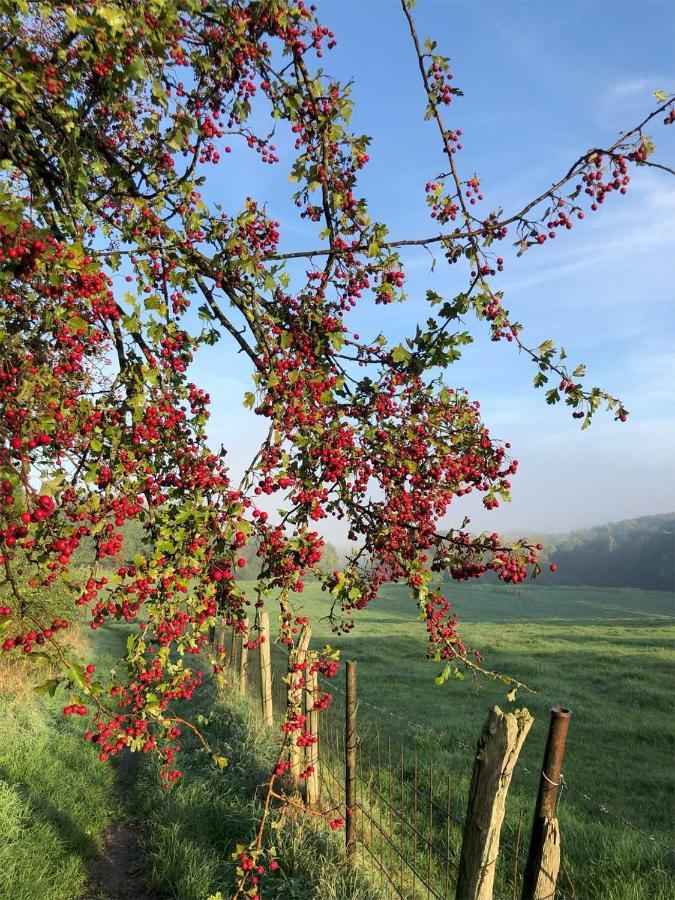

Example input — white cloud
[607,77,656,100]
[596,74,675,128]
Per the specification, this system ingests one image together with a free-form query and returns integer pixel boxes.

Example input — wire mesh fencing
[226,631,467,897]
[219,626,675,900]
[320,697,462,898]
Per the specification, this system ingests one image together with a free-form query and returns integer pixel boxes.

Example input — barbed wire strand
[558,775,675,856]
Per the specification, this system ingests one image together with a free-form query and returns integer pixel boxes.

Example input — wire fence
[223,628,675,900]
[229,635,496,898]
[321,693,462,898]
[330,678,675,861]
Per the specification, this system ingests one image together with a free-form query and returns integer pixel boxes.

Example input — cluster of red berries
[425,181,459,223]
[429,61,456,105]
[465,175,483,205]
[2,618,68,654]
[581,154,630,211]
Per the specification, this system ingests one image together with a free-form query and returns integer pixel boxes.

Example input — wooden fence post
[522,707,571,900]
[288,623,312,792]
[305,657,320,809]
[229,626,237,670]
[345,660,357,858]
[259,611,273,727]
[214,616,225,650]
[238,616,249,695]
[456,706,534,900]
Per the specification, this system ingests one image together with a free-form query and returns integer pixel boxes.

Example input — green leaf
[435,663,451,686]
[156,539,175,555]
[329,330,345,351]
[68,664,86,691]
[34,678,60,697]
[97,7,125,30]
[126,57,146,82]
[391,345,410,364]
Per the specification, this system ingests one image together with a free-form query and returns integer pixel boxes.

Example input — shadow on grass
[0,764,99,863]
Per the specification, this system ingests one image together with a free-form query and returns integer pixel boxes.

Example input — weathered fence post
[229,626,237,670]
[345,660,357,858]
[238,616,249,694]
[214,616,225,650]
[456,706,534,900]
[288,623,312,791]
[259,611,273,726]
[305,656,320,809]
[522,707,571,900]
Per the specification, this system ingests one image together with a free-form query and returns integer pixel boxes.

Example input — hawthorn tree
[0,0,673,894]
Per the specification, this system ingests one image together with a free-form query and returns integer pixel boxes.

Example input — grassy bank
[0,615,378,900]
[133,683,378,899]
[0,624,128,900]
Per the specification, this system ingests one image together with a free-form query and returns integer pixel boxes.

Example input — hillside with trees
[437,514,673,591]
[533,513,674,591]
[82,513,673,592]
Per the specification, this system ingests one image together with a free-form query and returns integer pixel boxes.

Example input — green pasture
[279,581,675,899]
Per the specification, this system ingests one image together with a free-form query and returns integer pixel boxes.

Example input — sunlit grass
[282,581,675,898]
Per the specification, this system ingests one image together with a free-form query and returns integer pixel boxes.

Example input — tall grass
[0,608,378,900]
[133,687,380,899]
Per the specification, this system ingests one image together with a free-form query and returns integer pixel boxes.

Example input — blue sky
[189,0,675,542]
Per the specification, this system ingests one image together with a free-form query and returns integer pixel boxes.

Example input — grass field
[277,581,675,899]
[0,582,672,899]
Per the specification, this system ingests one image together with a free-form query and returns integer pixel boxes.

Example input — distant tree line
[77,514,673,593]
[513,514,674,592]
